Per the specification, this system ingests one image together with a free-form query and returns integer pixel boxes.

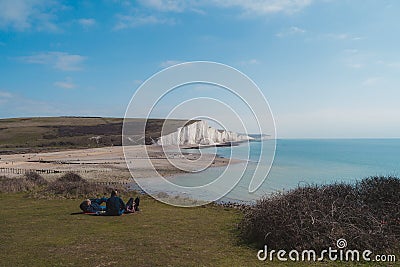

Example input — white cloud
[342,49,367,69]
[0,91,13,105]
[190,8,207,15]
[331,33,349,40]
[387,62,400,68]
[239,59,260,65]
[0,90,13,98]
[159,60,183,68]
[136,0,313,15]
[362,77,382,86]
[325,33,363,41]
[19,52,87,71]
[114,14,175,30]
[344,53,400,71]
[137,0,186,12]
[348,63,363,69]
[0,0,60,31]
[343,49,359,54]
[54,78,76,89]
[78,18,96,28]
[0,90,13,104]
[210,0,313,15]
[276,26,306,37]
[115,0,314,31]
[377,60,400,69]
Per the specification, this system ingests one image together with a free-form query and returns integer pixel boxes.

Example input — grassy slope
[0,117,192,153]
[0,194,256,267]
[0,194,376,267]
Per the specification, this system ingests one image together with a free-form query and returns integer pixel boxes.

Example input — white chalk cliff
[156,120,253,146]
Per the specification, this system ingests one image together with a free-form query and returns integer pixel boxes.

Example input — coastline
[0,145,240,183]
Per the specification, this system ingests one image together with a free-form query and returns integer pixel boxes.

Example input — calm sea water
[137,139,400,203]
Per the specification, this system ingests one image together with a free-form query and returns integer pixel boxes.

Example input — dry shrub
[56,172,86,183]
[0,172,48,193]
[0,171,127,199]
[238,176,400,253]
[45,172,125,198]
[0,176,36,193]
[24,171,48,186]
[357,176,400,240]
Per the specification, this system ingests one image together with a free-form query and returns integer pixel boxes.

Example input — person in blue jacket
[106,190,126,216]
[79,197,108,213]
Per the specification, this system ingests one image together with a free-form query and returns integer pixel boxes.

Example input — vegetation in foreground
[1,173,266,266]
[239,176,400,256]
[1,192,273,266]
[1,173,380,266]
[0,172,123,198]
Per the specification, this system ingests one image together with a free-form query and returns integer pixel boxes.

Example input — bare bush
[56,172,87,183]
[0,172,127,199]
[238,176,400,253]
[45,172,125,198]
[24,171,48,186]
[0,176,36,193]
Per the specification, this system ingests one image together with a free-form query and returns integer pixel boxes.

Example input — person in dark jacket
[125,196,140,213]
[79,197,108,213]
[106,190,126,216]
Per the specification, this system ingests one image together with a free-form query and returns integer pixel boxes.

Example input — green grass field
[0,193,385,266]
[0,193,260,267]
[0,193,382,267]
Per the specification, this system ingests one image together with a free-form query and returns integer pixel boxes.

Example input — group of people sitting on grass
[79,190,140,216]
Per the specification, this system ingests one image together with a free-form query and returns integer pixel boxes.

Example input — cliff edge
[156,120,253,146]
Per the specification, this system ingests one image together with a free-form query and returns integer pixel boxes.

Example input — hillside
[0,117,193,154]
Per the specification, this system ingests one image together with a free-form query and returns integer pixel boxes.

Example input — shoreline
[0,145,240,183]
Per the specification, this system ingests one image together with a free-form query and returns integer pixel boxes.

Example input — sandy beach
[0,145,238,183]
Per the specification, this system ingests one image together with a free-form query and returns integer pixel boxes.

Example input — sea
[135,139,400,204]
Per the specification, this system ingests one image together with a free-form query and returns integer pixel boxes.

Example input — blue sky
[0,0,399,138]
